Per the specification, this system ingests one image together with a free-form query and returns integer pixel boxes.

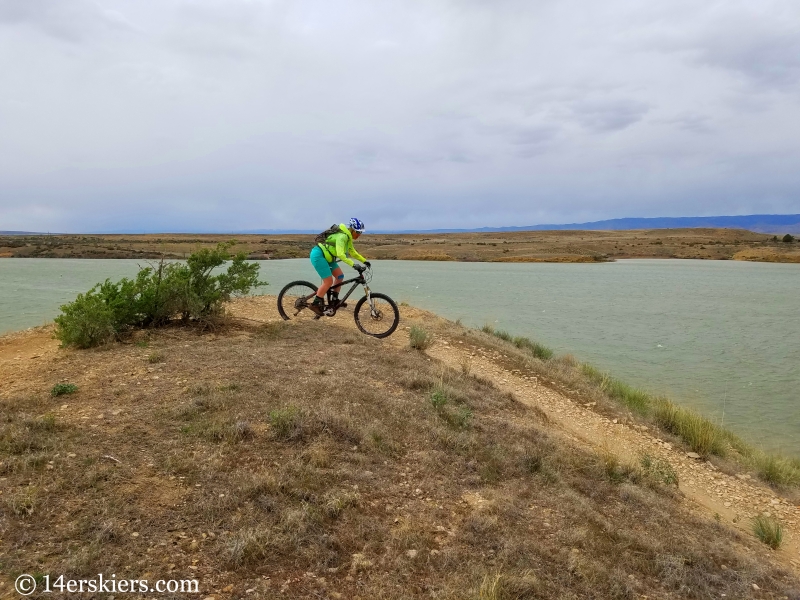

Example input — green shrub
[51,383,78,397]
[782,234,794,243]
[54,242,264,348]
[752,514,783,549]
[409,325,432,350]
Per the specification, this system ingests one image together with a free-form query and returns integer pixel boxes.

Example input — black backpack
[314,224,340,246]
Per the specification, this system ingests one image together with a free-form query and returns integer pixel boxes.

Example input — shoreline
[2,301,798,466]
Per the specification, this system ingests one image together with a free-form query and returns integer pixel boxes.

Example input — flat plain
[2,228,799,262]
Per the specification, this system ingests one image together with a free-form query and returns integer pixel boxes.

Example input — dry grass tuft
[409,324,433,350]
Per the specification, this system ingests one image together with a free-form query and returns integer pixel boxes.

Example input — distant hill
[7,214,800,236]
[235,214,800,235]
[393,214,800,235]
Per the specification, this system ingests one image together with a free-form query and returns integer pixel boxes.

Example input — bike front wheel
[353,293,400,338]
[277,280,319,321]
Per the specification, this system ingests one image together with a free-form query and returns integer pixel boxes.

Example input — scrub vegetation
[53,242,263,348]
[2,308,798,598]
[4,227,800,263]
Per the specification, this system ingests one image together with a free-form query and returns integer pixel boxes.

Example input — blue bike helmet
[349,217,365,233]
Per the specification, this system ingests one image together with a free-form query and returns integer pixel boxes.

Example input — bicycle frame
[321,269,374,316]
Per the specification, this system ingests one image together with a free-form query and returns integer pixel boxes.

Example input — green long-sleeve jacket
[317,224,367,267]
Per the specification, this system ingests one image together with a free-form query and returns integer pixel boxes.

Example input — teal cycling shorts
[310,245,339,278]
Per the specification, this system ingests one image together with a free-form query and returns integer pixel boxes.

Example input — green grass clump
[147,352,165,364]
[640,453,679,486]
[430,385,449,409]
[752,514,783,549]
[512,336,554,361]
[268,406,305,441]
[581,365,651,414]
[493,329,512,342]
[481,324,553,360]
[429,383,472,429]
[604,378,651,415]
[752,453,800,487]
[51,383,78,397]
[652,399,726,457]
[409,325,432,350]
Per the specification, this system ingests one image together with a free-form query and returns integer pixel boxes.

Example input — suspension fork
[362,283,376,311]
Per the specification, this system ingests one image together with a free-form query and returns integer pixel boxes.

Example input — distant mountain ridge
[235,214,800,235]
[4,214,800,236]
[445,214,800,235]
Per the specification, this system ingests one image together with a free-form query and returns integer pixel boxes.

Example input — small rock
[406,550,418,559]
[752,583,760,591]
[686,452,701,459]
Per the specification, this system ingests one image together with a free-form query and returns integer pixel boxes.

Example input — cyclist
[308,218,371,316]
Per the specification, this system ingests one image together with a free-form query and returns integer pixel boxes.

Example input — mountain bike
[277,264,400,338]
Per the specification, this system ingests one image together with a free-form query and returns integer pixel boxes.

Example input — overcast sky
[1,0,799,232]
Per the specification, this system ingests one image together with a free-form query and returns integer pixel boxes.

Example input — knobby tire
[277,280,318,321]
[353,293,400,338]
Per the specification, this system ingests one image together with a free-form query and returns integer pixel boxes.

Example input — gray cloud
[570,100,650,133]
[0,0,799,232]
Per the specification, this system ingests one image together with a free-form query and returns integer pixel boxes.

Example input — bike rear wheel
[277,280,319,321]
[353,293,400,338]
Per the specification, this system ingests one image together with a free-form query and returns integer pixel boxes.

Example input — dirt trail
[4,296,799,575]
[229,296,800,572]
[415,333,800,573]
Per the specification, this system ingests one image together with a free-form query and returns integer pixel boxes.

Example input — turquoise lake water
[1,258,798,456]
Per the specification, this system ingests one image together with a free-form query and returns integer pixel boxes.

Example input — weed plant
[409,325,432,350]
[752,514,783,549]
[50,383,78,397]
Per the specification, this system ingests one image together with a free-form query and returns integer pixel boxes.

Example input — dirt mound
[1,299,798,599]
